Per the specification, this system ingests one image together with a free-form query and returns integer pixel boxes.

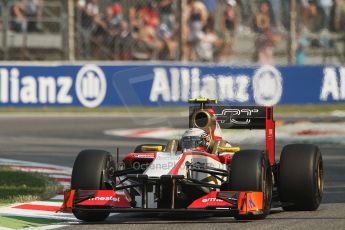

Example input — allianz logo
[320,67,345,101]
[0,64,106,108]
[149,65,283,106]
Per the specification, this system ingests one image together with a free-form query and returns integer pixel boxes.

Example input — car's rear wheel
[279,144,323,211]
[71,150,114,222]
[230,150,272,220]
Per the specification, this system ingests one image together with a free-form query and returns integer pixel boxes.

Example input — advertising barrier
[0,63,343,107]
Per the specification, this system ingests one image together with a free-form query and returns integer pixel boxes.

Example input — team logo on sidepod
[252,65,283,106]
[76,65,107,108]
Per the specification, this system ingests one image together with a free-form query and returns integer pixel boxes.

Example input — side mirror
[141,146,163,152]
[217,146,241,153]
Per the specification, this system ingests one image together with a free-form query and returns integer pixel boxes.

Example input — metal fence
[0,0,344,64]
[0,0,68,60]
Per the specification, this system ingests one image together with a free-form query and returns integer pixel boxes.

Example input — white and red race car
[61,98,324,222]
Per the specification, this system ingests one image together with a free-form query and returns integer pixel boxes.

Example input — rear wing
[189,106,272,130]
[189,103,275,165]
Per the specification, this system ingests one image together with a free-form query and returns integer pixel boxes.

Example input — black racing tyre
[230,150,273,220]
[279,144,323,211]
[134,144,165,153]
[71,150,114,222]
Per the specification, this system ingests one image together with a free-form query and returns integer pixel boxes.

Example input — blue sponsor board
[0,63,343,107]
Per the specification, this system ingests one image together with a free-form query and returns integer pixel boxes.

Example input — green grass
[0,216,62,229]
[0,104,344,114]
[0,167,63,206]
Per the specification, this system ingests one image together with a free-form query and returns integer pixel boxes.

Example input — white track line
[25,224,69,230]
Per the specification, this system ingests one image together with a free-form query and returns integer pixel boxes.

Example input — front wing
[61,189,264,216]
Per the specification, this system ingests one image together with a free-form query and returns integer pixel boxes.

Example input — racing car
[61,98,324,222]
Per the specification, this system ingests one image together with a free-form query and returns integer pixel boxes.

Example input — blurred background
[0,0,344,65]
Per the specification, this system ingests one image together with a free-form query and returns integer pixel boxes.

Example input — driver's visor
[181,136,203,150]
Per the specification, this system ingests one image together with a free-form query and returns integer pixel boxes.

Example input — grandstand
[0,0,344,64]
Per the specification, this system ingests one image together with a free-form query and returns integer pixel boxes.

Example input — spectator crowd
[77,0,178,60]
[11,0,44,33]
[3,0,345,63]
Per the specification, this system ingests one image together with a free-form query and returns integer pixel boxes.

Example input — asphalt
[0,113,344,230]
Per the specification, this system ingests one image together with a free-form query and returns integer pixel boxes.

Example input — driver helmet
[180,128,210,152]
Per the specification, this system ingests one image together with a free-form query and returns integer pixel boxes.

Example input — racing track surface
[0,113,344,230]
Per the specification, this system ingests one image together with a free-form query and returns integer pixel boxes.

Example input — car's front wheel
[230,150,273,220]
[71,150,113,222]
